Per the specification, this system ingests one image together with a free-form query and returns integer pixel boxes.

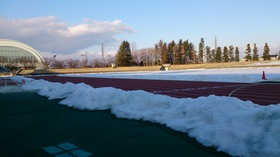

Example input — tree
[66,59,80,68]
[155,40,164,64]
[168,40,176,64]
[245,44,252,61]
[116,40,133,66]
[223,46,229,62]
[252,43,259,61]
[177,39,184,64]
[229,46,234,62]
[216,47,222,63]
[188,43,196,63]
[0,56,8,66]
[205,46,211,63]
[183,40,190,63]
[52,59,65,69]
[161,43,169,64]
[211,49,216,63]
[262,43,271,60]
[235,47,240,61]
[198,38,205,63]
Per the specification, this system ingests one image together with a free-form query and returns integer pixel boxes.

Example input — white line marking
[228,83,259,97]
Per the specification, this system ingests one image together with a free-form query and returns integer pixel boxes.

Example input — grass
[19,60,280,75]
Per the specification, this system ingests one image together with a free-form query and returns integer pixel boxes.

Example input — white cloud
[0,16,134,55]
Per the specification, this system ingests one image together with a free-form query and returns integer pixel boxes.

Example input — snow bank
[60,67,280,83]
[0,85,23,93]
[16,77,280,157]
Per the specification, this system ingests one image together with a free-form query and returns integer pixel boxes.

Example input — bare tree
[52,59,65,69]
[43,57,53,69]
[0,56,8,66]
[133,48,158,66]
[66,59,81,68]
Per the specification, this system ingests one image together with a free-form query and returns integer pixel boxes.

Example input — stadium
[0,39,44,69]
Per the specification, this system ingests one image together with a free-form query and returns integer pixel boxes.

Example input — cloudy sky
[0,0,280,59]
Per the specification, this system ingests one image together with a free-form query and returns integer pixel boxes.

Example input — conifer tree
[188,43,196,63]
[262,43,271,60]
[245,44,252,61]
[223,46,229,62]
[235,47,240,61]
[211,49,216,63]
[183,40,190,63]
[216,47,222,63]
[205,46,211,63]
[252,43,259,61]
[116,40,133,66]
[168,40,176,64]
[198,38,204,63]
[161,43,169,64]
[173,39,184,64]
[229,46,234,62]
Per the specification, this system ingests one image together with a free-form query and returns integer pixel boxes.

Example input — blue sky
[0,0,280,59]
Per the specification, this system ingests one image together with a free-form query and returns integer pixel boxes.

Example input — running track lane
[31,76,280,106]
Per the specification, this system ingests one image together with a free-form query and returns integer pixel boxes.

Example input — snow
[3,67,280,157]
[60,67,280,83]
[0,85,23,93]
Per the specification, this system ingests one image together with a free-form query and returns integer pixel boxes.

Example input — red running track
[31,76,280,106]
[0,78,18,86]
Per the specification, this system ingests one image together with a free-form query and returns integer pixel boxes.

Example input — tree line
[116,39,278,67]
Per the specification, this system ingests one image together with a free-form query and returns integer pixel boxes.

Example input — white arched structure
[0,39,44,68]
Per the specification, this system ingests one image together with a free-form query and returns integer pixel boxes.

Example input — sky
[0,0,280,59]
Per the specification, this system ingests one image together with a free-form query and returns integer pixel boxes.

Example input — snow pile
[0,85,23,93]
[15,77,280,157]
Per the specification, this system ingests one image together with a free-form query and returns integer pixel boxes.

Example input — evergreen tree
[176,39,183,64]
[116,41,133,66]
[168,40,176,64]
[155,40,164,64]
[223,46,229,62]
[198,38,204,63]
[211,49,216,63]
[235,47,240,61]
[216,47,222,63]
[161,43,169,64]
[252,43,259,61]
[262,43,271,60]
[188,43,196,63]
[245,44,252,61]
[229,45,234,62]
[205,46,211,63]
[183,40,190,63]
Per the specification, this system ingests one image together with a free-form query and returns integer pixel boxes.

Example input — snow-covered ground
[61,67,280,83]
[1,67,280,157]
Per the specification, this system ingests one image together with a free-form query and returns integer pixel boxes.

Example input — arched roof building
[0,39,44,69]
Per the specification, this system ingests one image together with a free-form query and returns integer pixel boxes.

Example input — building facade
[0,39,44,69]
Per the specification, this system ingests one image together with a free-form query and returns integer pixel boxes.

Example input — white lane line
[228,83,260,97]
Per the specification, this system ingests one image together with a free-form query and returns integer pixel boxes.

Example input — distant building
[0,39,44,69]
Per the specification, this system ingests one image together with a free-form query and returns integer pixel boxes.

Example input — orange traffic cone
[262,71,266,80]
